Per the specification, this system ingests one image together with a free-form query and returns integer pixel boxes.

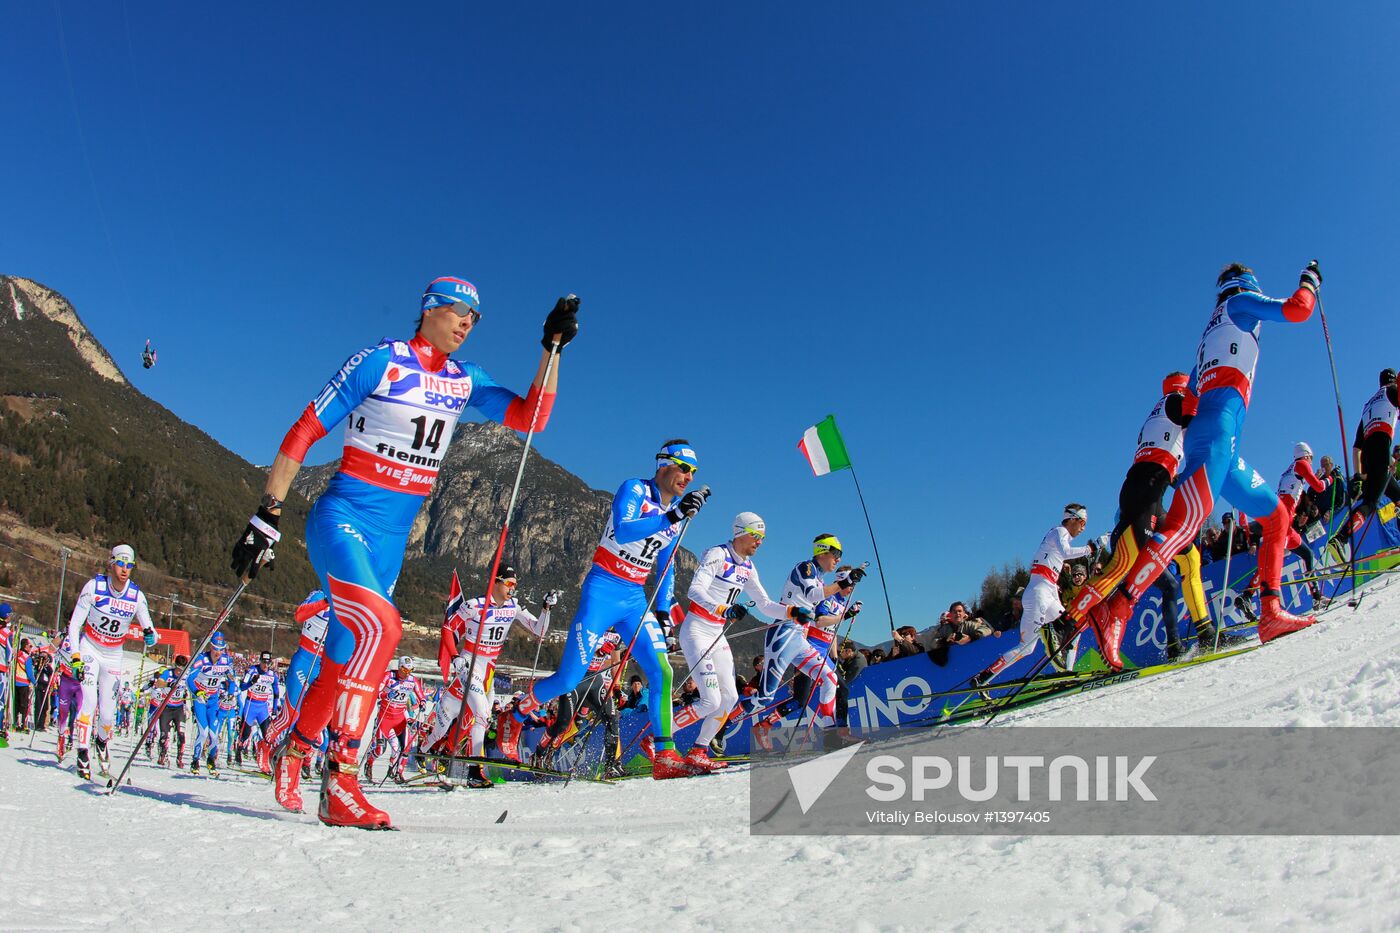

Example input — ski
[427,754,617,785]
[909,643,1261,728]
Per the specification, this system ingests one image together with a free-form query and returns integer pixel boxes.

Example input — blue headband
[656,443,699,469]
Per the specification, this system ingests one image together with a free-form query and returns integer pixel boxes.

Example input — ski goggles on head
[813,535,843,557]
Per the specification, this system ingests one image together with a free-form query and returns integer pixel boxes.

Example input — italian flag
[798,415,852,476]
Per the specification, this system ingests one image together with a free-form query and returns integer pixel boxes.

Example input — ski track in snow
[7,582,1400,931]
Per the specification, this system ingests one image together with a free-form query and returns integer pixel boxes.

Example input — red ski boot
[640,735,655,761]
[318,759,393,830]
[652,748,703,780]
[683,746,726,772]
[752,721,774,752]
[1257,593,1315,644]
[1086,592,1132,672]
[257,739,272,775]
[273,743,308,814]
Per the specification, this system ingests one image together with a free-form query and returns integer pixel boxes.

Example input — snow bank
[6,580,1400,931]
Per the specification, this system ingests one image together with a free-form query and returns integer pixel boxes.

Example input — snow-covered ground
[6,580,1400,932]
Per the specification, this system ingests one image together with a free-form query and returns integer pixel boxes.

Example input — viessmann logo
[785,743,1157,814]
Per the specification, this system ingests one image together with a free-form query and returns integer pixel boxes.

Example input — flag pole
[846,464,896,636]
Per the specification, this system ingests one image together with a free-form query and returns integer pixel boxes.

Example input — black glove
[1349,474,1364,499]
[847,566,867,585]
[843,600,863,620]
[665,487,711,524]
[653,610,673,639]
[1300,260,1322,295]
[789,606,815,625]
[541,295,579,351]
[230,506,281,580]
[724,604,749,623]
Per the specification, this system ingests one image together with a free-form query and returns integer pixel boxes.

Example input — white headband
[1064,507,1087,522]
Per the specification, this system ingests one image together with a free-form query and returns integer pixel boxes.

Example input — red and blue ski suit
[1117,275,1315,605]
[279,335,552,761]
[514,478,682,750]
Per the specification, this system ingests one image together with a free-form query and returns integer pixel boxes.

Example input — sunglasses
[447,305,482,325]
[498,579,518,588]
[740,527,765,540]
[112,560,136,569]
[662,457,697,475]
[432,298,481,325]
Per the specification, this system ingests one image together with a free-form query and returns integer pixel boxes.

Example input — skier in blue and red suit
[231,277,578,829]
[1085,261,1324,667]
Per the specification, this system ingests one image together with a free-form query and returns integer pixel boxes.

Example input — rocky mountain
[0,275,695,664]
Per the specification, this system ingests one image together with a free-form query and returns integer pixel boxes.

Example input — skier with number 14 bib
[231,278,576,829]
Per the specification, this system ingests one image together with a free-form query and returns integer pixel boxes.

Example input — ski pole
[106,580,250,794]
[1316,293,1351,502]
[525,591,561,685]
[982,614,1094,728]
[1212,514,1239,653]
[1336,511,1380,609]
[455,338,562,736]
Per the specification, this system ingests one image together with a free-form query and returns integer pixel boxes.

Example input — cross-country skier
[1043,374,1212,663]
[1236,441,1328,614]
[498,440,710,779]
[743,534,861,744]
[186,633,237,775]
[116,681,134,736]
[668,512,798,772]
[421,568,551,786]
[11,638,33,733]
[214,681,241,769]
[1085,261,1324,663]
[53,638,83,761]
[1327,369,1400,563]
[790,567,858,713]
[66,545,158,779]
[543,632,623,776]
[149,659,190,767]
[236,651,281,767]
[364,657,425,784]
[259,591,331,779]
[232,279,576,828]
[971,506,1097,693]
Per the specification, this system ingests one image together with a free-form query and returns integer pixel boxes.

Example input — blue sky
[5,2,1399,641]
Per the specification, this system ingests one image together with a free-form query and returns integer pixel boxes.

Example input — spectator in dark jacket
[993,588,1024,634]
[833,641,867,734]
[924,601,998,666]
[888,626,924,661]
